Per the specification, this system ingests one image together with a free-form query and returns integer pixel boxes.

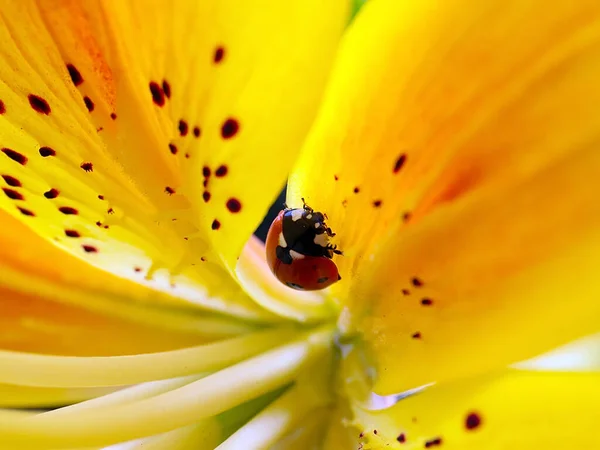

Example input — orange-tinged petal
[288,0,600,289]
[352,369,600,449]
[356,147,600,393]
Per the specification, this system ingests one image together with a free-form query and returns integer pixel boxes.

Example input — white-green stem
[0,328,333,449]
[0,327,298,387]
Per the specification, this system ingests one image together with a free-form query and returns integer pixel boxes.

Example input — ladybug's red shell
[265,208,341,291]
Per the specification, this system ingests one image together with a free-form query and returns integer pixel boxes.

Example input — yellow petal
[0,384,117,409]
[356,146,600,393]
[0,0,348,321]
[287,0,600,390]
[288,0,600,287]
[352,369,600,449]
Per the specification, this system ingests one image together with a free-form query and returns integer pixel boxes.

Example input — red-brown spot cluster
[2,175,21,187]
[214,46,225,63]
[110,113,117,120]
[98,195,105,200]
[134,266,142,272]
[402,289,410,296]
[334,174,339,181]
[17,206,35,216]
[412,332,422,339]
[28,94,51,115]
[165,186,175,195]
[0,99,5,114]
[81,162,93,172]
[66,63,84,86]
[221,118,240,139]
[226,198,242,213]
[59,206,78,215]
[44,188,59,199]
[373,199,382,208]
[39,147,56,157]
[149,81,165,107]
[2,148,27,165]
[82,244,98,253]
[465,412,482,430]
[65,229,81,238]
[394,153,407,174]
[107,207,114,214]
[211,219,221,230]
[169,143,178,155]
[193,126,201,138]
[178,119,188,137]
[421,298,433,306]
[397,433,406,443]
[403,212,412,222]
[353,186,360,194]
[202,191,211,202]
[215,165,228,177]
[424,437,442,447]
[83,96,95,112]
[2,188,23,200]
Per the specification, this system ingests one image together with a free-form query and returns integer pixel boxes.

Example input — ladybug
[265,198,342,291]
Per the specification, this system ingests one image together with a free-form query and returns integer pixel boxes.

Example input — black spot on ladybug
[276,246,293,264]
[317,277,329,284]
[465,412,482,430]
[424,437,442,447]
[286,282,304,290]
[393,153,407,174]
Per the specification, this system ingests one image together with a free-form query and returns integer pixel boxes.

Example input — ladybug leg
[301,197,314,213]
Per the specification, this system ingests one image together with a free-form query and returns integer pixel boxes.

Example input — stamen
[0,328,333,448]
[0,328,299,387]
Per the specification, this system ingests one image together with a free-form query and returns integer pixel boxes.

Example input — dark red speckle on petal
[65,229,81,238]
[394,153,407,174]
[213,46,225,63]
[3,188,24,200]
[110,112,117,120]
[334,174,339,181]
[17,206,35,216]
[66,63,84,86]
[169,143,178,155]
[178,119,188,136]
[2,148,28,165]
[81,162,93,172]
[373,199,382,208]
[402,289,410,296]
[134,266,142,272]
[162,80,171,99]
[39,147,56,157]
[215,165,228,177]
[83,96,95,112]
[220,118,239,139]
[165,186,175,195]
[353,186,360,194]
[59,206,78,215]
[421,298,433,306]
[412,332,422,339]
[403,212,412,222]
[411,277,423,287]
[149,81,165,107]
[44,188,60,199]
[2,175,22,187]
[202,166,211,177]
[211,219,221,230]
[226,198,242,213]
[424,437,442,447]
[465,412,482,430]
[28,94,51,115]
[82,244,98,253]
[0,99,5,114]
[98,195,105,200]
[193,126,201,138]
[202,191,211,202]
[397,433,406,443]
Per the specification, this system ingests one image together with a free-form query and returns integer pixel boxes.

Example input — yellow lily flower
[0,0,599,448]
